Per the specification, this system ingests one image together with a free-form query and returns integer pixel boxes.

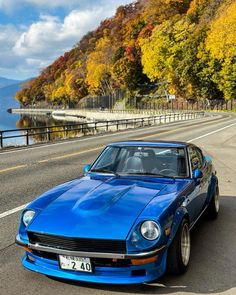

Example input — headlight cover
[140,220,160,241]
[22,210,35,227]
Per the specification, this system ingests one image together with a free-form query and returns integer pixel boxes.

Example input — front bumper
[16,234,167,284]
[15,234,166,259]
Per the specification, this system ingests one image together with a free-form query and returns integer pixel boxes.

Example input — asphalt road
[0,112,236,295]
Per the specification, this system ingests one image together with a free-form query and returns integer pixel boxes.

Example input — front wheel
[167,218,191,275]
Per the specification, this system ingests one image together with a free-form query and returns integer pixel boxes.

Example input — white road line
[0,115,233,220]
[0,203,29,219]
[188,121,236,142]
[0,116,212,155]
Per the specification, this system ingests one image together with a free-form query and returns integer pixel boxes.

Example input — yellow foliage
[140,18,195,82]
[52,86,66,100]
[187,0,206,15]
[22,96,29,104]
[64,71,74,97]
[86,37,114,92]
[44,84,54,101]
[206,2,236,59]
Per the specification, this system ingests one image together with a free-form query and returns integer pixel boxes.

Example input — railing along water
[0,112,204,149]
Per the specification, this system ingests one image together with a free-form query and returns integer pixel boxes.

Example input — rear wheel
[207,186,220,219]
[167,218,191,275]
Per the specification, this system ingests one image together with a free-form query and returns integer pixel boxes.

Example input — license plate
[59,255,92,272]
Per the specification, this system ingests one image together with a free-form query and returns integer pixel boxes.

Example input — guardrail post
[63,126,67,138]
[141,118,144,127]
[94,122,97,134]
[0,131,3,148]
[47,127,51,141]
[117,121,119,131]
[106,121,109,132]
[26,129,29,146]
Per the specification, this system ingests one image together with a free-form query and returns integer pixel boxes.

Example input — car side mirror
[193,168,203,180]
[83,164,91,174]
[204,155,212,163]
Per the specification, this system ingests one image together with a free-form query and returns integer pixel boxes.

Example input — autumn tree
[86,37,115,94]
[140,18,199,97]
[15,0,235,106]
[205,1,236,100]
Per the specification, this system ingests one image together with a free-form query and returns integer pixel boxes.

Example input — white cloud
[0,0,133,79]
[0,25,23,67]
[13,7,112,60]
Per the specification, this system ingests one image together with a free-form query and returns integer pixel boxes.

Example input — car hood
[28,175,177,240]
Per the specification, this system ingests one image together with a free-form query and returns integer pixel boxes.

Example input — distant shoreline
[9,108,166,123]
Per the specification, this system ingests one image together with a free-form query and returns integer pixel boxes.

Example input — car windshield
[90,146,188,178]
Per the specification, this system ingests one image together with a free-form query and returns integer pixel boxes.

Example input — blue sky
[0,0,132,80]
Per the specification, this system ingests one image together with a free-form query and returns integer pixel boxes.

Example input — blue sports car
[16,140,219,284]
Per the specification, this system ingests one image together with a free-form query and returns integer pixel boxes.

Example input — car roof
[108,140,189,148]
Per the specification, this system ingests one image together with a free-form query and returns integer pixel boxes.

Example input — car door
[188,145,208,220]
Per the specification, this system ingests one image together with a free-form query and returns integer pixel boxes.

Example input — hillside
[16,0,236,107]
[0,83,21,110]
[0,77,21,89]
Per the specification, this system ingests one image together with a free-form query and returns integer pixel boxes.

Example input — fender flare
[206,174,219,205]
[167,206,189,247]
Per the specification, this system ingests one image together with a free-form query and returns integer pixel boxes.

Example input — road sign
[168,94,176,100]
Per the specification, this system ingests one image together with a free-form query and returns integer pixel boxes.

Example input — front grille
[28,232,127,254]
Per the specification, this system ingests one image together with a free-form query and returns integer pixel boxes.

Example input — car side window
[189,146,203,171]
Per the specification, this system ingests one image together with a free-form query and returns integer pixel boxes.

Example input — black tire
[167,218,190,275]
[207,186,220,219]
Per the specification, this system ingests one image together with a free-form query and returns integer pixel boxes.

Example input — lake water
[0,84,20,131]
[0,109,20,131]
[0,88,66,147]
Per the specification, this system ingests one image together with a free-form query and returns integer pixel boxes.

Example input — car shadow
[49,195,236,294]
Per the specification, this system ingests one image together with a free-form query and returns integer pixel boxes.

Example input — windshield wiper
[90,169,120,177]
[123,172,173,178]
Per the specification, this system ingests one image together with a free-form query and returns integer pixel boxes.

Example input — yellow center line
[0,165,27,174]
[37,146,104,163]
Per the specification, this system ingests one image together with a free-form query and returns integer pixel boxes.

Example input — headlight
[22,210,35,227]
[140,221,160,241]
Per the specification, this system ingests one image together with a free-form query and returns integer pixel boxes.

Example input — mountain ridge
[0,77,22,89]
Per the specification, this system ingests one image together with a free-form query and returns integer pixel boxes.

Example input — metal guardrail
[0,112,204,149]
